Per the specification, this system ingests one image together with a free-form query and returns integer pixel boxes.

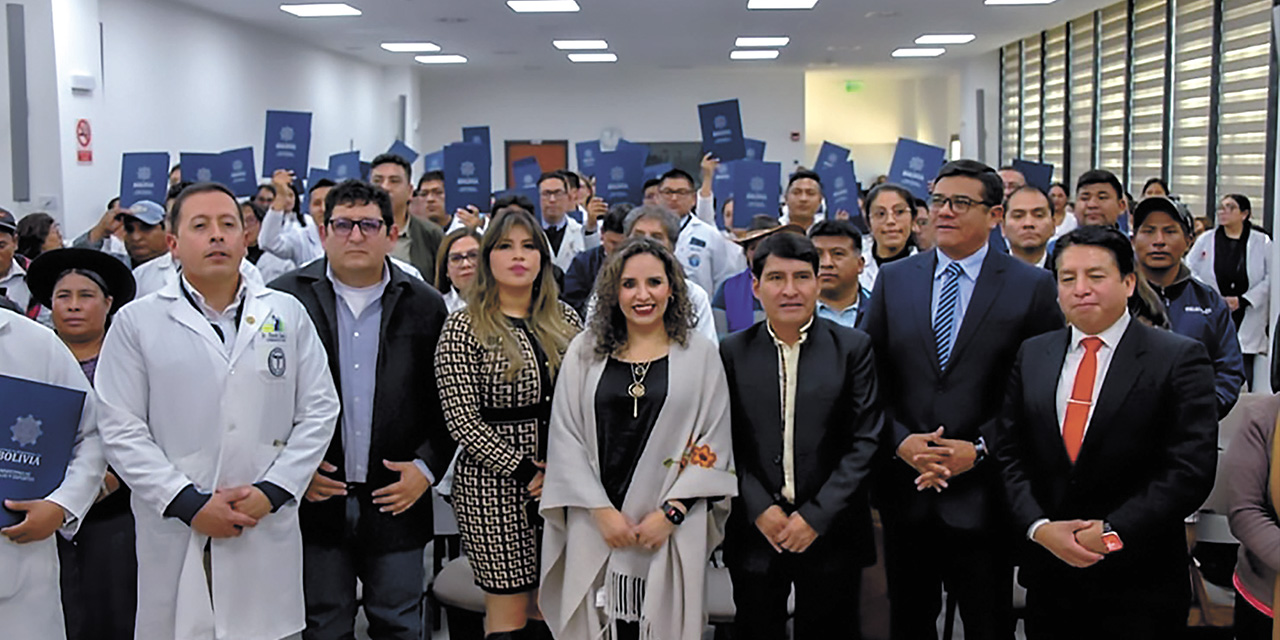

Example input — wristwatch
[662,501,685,526]
[973,437,988,464]
[1101,522,1124,552]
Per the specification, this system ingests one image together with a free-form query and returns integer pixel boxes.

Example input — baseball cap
[117,200,166,226]
[0,209,15,234]
[1133,196,1192,236]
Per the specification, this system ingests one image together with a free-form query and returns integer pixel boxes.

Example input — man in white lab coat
[0,308,106,640]
[96,182,340,640]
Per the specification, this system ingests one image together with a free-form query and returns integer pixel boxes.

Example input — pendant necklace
[629,360,652,418]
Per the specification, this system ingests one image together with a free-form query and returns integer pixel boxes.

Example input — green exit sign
[844,80,864,93]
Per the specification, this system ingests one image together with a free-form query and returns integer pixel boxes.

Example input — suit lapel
[911,252,943,377]
[1076,322,1145,463]
[948,251,1008,369]
[166,290,227,356]
[745,326,784,460]
[1030,331,1073,468]
[792,322,826,455]
[230,292,271,366]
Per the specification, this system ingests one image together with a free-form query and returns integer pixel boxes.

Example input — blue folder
[328,151,362,182]
[733,161,782,219]
[386,140,419,166]
[698,99,747,162]
[179,153,227,187]
[887,138,946,201]
[0,374,87,528]
[120,152,171,208]
[594,149,647,205]
[223,147,257,197]
[1012,159,1055,193]
[444,143,492,212]
[745,138,766,161]
[262,110,312,178]
[815,141,851,172]
[512,156,542,190]
[576,140,601,174]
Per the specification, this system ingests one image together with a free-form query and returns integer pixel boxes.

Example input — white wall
[19,0,408,236]
[0,0,66,218]
[415,66,807,188]
[957,53,1001,167]
[803,68,963,180]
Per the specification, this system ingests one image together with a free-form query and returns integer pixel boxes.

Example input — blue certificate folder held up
[818,160,861,219]
[815,141,851,171]
[120,152,171,208]
[1011,159,1055,192]
[888,138,946,201]
[576,140,601,174]
[733,161,782,219]
[462,126,491,156]
[595,149,647,205]
[223,147,257,197]
[511,156,542,190]
[328,151,363,182]
[0,374,87,529]
[179,153,228,186]
[262,110,312,178]
[698,99,747,162]
[444,143,492,212]
[744,138,766,161]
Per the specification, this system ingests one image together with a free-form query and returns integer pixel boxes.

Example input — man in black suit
[993,225,1217,639]
[269,180,456,640]
[720,232,883,639]
[860,160,1063,639]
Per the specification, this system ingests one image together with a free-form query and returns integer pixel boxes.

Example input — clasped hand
[897,427,978,492]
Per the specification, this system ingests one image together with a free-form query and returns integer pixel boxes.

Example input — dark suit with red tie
[993,319,1218,639]
[860,248,1062,640]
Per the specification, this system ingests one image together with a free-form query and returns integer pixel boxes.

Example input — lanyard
[180,280,245,343]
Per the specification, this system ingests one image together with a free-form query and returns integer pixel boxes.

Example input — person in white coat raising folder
[96,182,340,640]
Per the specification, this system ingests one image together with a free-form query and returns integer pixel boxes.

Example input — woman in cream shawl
[540,238,738,640]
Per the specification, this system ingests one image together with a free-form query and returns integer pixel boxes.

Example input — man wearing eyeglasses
[860,159,1063,640]
[658,168,743,296]
[539,171,602,272]
[269,179,456,640]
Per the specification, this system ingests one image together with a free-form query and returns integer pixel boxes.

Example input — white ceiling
[169,0,1119,71]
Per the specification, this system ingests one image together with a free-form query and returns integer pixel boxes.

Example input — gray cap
[0,209,15,234]
[118,200,165,226]
[1133,196,1192,236]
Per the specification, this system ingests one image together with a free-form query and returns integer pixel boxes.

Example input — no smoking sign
[76,118,92,163]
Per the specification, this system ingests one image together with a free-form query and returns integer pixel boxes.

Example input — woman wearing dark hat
[26,247,137,640]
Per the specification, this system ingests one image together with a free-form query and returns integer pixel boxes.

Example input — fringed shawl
[540,332,738,640]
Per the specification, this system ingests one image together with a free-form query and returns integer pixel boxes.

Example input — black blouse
[594,356,669,510]
[1214,225,1251,327]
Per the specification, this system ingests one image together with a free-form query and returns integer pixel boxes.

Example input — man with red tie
[993,225,1218,639]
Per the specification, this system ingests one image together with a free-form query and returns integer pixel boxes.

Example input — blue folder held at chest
[0,374,87,529]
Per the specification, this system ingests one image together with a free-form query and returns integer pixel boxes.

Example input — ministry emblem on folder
[137,166,152,181]
[750,177,765,192]
[461,162,475,177]
[281,126,295,142]
[714,115,728,129]
[233,160,244,172]
[10,415,43,448]
[197,168,212,181]
[827,153,838,165]
[610,167,625,181]
[835,177,846,190]
[909,157,925,172]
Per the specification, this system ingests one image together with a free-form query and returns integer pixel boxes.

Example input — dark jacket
[406,216,445,288]
[1148,265,1246,418]
[562,245,605,317]
[719,317,883,570]
[994,321,1217,599]
[859,248,1063,532]
[270,258,455,552]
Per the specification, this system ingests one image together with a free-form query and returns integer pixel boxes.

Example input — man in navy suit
[993,225,1216,639]
[860,159,1063,639]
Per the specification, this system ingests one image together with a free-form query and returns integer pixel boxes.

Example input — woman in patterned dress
[436,198,581,640]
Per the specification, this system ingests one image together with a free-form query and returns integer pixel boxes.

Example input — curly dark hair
[589,237,694,358]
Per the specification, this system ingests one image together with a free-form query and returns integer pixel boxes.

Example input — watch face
[1102,532,1123,553]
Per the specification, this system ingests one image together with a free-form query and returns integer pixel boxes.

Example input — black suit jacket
[994,321,1217,597]
[859,248,1062,531]
[719,317,883,570]
[270,259,456,552]
[562,245,605,318]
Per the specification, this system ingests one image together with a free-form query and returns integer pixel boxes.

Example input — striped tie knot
[933,262,964,369]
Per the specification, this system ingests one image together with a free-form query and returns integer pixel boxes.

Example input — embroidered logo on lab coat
[260,314,287,342]
[268,347,287,377]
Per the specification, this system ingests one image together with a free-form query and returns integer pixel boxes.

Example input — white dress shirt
[767,316,813,504]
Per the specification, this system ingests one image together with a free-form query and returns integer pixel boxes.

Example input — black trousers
[57,509,138,640]
[729,543,863,640]
[1233,592,1273,640]
[1022,577,1188,640]
[881,514,1013,640]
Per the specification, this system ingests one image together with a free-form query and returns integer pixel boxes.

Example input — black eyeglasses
[929,195,989,214]
[328,218,385,236]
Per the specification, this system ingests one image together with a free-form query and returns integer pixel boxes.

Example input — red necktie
[1062,337,1104,463]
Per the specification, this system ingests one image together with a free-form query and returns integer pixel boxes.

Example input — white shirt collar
[326,263,390,305]
[180,274,247,316]
[1069,311,1131,351]
[0,258,24,281]
[934,243,989,281]
[766,314,814,347]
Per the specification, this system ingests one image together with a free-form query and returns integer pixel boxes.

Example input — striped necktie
[934,261,964,369]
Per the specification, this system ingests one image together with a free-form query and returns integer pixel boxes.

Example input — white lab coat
[253,251,296,285]
[549,216,600,273]
[259,209,324,266]
[95,278,339,640]
[132,252,265,299]
[0,310,105,640]
[676,214,744,296]
[1187,228,1271,354]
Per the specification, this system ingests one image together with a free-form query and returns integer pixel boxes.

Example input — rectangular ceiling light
[730,49,781,60]
[915,34,976,45]
[415,54,468,64]
[381,42,441,53]
[507,0,580,12]
[553,39,609,50]
[984,0,1056,5]
[280,3,361,17]
[568,52,618,63]
[892,47,946,58]
[747,0,818,9]
[735,36,791,47]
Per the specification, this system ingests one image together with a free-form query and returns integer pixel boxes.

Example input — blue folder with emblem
[386,140,419,166]
[888,137,946,201]
[423,150,445,173]
[444,143,492,212]
[817,160,861,219]
[616,140,650,166]
[815,141,851,172]
[745,138,766,161]
[494,186,542,223]
[733,161,782,219]
[222,147,257,197]
[511,156,542,190]
[262,110,312,178]
[576,140,601,174]
[180,152,228,187]
[699,99,747,162]
[644,162,674,182]
[461,126,491,159]
[1012,159,1055,193]
[0,374,87,529]
[712,161,735,228]
[120,152,171,208]
[328,151,363,182]
[594,149,646,205]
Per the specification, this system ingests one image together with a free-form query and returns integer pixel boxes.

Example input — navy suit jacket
[993,322,1217,597]
[859,247,1062,531]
